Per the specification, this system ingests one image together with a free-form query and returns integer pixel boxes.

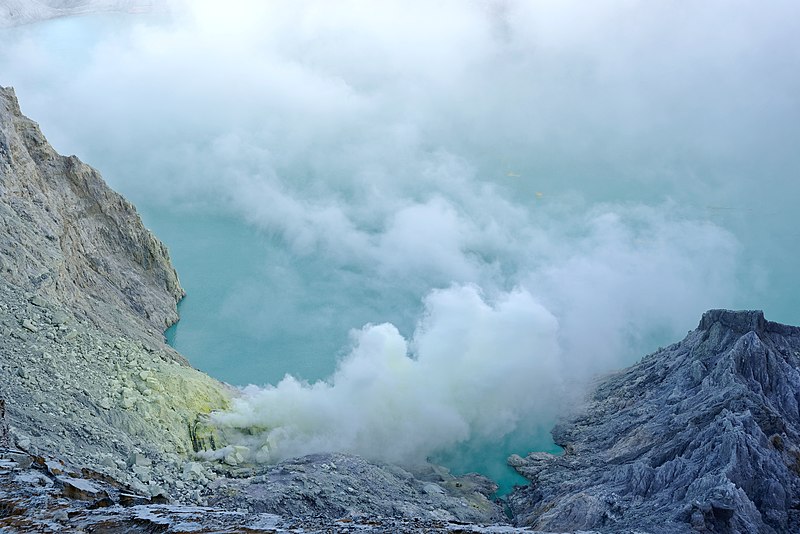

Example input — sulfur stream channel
[2,4,800,495]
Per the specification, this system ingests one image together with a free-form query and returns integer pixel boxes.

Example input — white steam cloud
[2,0,795,468]
[212,206,737,464]
[214,286,562,464]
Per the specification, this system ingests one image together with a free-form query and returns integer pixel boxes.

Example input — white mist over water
[2,0,798,490]
[209,205,738,468]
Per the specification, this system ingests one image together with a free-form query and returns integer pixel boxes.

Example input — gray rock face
[209,452,505,524]
[508,309,800,533]
[0,84,233,510]
[0,399,9,448]
[0,448,521,533]
[0,86,183,342]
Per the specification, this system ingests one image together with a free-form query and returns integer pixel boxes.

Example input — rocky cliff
[0,87,507,532]
[0,84,232,500]
[0,86,183,343]
[508,309,800,533]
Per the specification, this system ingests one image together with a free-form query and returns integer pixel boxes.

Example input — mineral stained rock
[508,309,800,533]
[0,84,232,504]
[0,86,510,531]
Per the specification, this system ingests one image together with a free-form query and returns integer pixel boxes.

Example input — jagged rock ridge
[508,309,800,533]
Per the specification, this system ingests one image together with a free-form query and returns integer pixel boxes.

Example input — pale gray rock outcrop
[1,447,527,534]
[209,452,505,524]
[0,399,8,448]
[0,85,232,506]
[0,86,183,343]
[508,309,800,533]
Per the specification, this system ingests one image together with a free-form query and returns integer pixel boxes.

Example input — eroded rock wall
[508,309,800,533]
[0,86,183,344]
[0,84,232,502]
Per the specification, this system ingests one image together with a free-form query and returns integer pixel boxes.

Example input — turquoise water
[147,208,420,386]
[146,208,561,494]
[3,4,800,497]
[432,427,563,495]
[146,207,559,494]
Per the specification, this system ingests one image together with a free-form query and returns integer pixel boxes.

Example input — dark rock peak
[698,309,800,339]
[699,309,767,334]
[509,310,800,533]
